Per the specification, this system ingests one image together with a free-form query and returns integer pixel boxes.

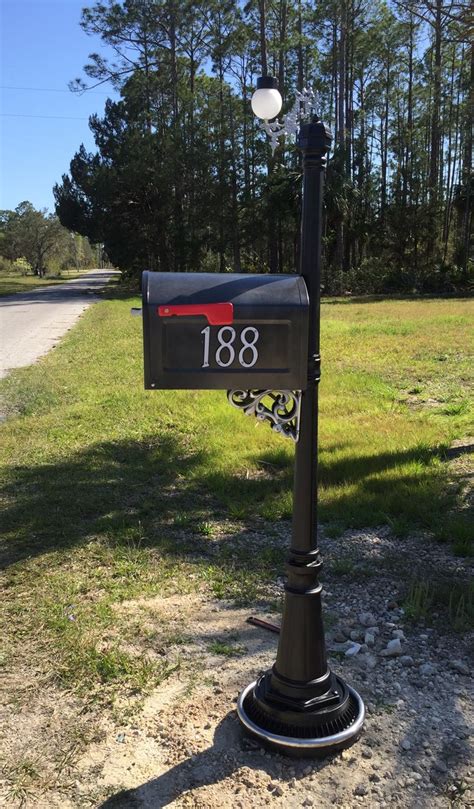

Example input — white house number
[200,326,259,368]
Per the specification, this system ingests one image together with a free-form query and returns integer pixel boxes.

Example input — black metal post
[237,117,364,757]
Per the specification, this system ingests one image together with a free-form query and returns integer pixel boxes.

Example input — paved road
[0,269,119,378]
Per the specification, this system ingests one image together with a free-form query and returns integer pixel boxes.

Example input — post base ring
[237,679,365,758]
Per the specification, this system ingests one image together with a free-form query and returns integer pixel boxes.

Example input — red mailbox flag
[158,303,234,326]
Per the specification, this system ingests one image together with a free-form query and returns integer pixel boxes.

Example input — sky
[0,0,117,213]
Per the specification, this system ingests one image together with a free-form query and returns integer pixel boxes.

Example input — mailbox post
[138,79,364,758]
[235,84,364,756]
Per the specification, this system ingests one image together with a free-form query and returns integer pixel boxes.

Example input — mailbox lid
[142,271,309,390]
[144,271,308,308]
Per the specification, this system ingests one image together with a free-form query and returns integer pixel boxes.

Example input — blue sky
[0,0,116,213]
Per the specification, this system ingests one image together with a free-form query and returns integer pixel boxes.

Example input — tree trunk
[258,0,267,75]
[429,0,442,204]
[297,0,304,92]
[459,42,473,278]
[381,59,390,222]
[228,93,242,273]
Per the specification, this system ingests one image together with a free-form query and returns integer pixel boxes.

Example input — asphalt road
[0,269,119,378]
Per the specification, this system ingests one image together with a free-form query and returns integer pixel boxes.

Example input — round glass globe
[251,88,282,120]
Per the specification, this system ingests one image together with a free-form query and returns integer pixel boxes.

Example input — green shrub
[0,256,14,273]
[12,257,33,275]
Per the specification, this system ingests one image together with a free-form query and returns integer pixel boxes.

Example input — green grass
[0,294,472,695]
[0,269,91,296]
[329,557,355,576]
[207,640,246,656]
[404,578,474,632]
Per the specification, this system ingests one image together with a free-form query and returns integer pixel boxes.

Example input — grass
[4,757,41,805]
[0,269,92,296]
[2,717,103,805]
[0,294,472,696]
[207,640,246,656]
[329,558,355,576]
[404,578,474,632]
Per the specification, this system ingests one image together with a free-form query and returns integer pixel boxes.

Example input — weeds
[4,756,42,806]
[173,512,194,528]
[329,558,355,576]
[207,640,246,657]
[196,521,214,536]
[404,578,473,631]
[437,515,474,557]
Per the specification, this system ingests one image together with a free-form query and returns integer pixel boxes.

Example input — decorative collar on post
[298,119,332,161]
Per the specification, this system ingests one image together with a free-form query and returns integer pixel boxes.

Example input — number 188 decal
[201,326,260,368]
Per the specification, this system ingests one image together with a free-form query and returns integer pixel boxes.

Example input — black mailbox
[142,271,309,390]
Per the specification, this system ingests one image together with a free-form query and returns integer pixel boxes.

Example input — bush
[420,262,471,293]
[0,256,14,273]
[331,257,391,295]
[322,257,473,296]
[12,257,32,275]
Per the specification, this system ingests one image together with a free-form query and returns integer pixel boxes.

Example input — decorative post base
[237,534,364,758]
[237,678,364,758]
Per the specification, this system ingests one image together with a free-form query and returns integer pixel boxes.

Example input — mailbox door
[143,272,309,390]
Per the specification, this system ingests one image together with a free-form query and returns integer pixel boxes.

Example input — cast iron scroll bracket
[260,87,317,155]
[227,389,302,442]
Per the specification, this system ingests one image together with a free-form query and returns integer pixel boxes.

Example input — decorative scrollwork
[227,389,302,442]
[260,88,317,154]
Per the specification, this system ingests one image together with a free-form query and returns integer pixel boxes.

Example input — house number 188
[201,326,260,369]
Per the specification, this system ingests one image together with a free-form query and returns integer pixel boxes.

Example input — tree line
[0,202,97,277]
[54,0,472,293]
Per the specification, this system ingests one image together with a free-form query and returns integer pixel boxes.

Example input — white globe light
[251,88,282,120]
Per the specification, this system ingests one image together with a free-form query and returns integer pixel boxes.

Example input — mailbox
[142,271,309,390]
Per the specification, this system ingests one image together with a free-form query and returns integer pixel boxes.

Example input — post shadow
[1,434,463,571]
